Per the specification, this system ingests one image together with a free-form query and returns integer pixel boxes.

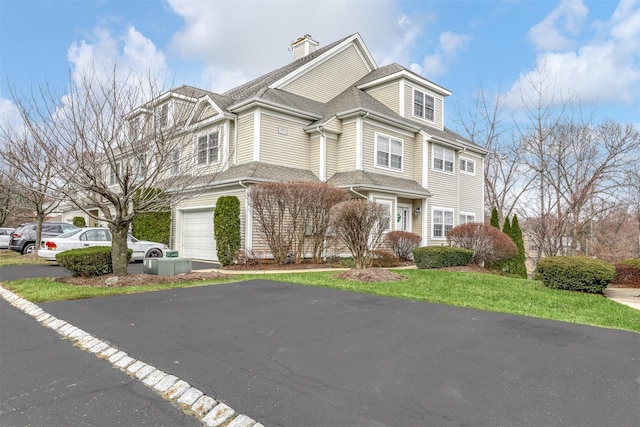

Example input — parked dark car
[9,222,79,255]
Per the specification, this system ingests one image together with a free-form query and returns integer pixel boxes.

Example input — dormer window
[157,104,168,128]
[413,89,434,121]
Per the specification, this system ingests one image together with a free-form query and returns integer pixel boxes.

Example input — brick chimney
[291,34,319,60]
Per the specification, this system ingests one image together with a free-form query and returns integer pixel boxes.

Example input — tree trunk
[110,222,130,276]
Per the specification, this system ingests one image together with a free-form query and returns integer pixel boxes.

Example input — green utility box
[143,258,192,275]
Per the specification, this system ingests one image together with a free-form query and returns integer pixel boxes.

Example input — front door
[397,204,412,232]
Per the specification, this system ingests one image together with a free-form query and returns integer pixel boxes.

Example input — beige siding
[325,134,338,181]
[365,81,401,115]
[309,133,320,178]
[336,120,357,172]
[458,152,484,217]
[259,113,309,169]
[404,83,445,131]
[281,45,371,103]
[413,134,425,184]
[362,122,414,180]
[236,112,254,164]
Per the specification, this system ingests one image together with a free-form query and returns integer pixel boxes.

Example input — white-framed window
[432,207,454,239]
[413,89,435,121]
[197,131,219,165]
[170,149,180,176]
[129,117,140,140]
[459,157,476,175]
[459,212,476,224]
[433,145,454,173]
[376,200,393,232]
[157,104,168,128]
[375,133,403,171]
[136,153,147,178]
[109,162,121,185]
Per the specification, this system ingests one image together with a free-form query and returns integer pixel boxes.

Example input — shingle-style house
[65,33,487,262]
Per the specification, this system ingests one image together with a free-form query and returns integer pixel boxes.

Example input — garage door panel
[181,210,217,261]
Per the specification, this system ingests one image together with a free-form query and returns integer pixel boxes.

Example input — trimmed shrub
[132,188,170,245]
[372,250,400,268]
[506,215,527,278]
[214,196,241,266]
[447,223,517,266]
[535,256,615,293]
[413,246,473,269]
[612,259,640,287]
[56,246,133,278]
[72,216,86,227]
[386,230,421,261]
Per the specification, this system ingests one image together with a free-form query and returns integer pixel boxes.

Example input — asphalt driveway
[29,279,640,426]
[0,260,219,282]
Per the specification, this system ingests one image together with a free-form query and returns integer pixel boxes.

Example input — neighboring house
[66,33,487,262]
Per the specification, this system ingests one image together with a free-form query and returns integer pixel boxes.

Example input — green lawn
[0,249,50,266]
[2,264,639,333]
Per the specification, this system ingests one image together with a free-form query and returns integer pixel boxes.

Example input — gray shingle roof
[214,162,321,185]
[327,170,430,197]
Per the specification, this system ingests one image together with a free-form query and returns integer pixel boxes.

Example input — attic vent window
[278,126,288,135]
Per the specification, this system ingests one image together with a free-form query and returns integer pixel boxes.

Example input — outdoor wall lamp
[415,207,421,216]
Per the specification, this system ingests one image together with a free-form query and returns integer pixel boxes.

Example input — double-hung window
[170,149,180,175]
[433,145,454,172]
[376,134,402,171]
[157,104,168,128]
[432,208,453,238]
[413,89,435,121]
[109,162,121,185]
[197,132,219,165]
[459,157,475,174]
[459,212,476,224]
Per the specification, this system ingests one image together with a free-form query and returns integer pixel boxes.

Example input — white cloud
[414,31,471,78]
[0,96,22,133]
[528,0,589,51]
[67,25,169,98]
[166,0,419,91]
[505,0,640,112]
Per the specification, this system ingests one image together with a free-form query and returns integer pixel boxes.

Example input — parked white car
[0,227,14,249]
[37,227,165,262]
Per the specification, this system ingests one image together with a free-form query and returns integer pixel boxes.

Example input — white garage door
[181,210,217,261]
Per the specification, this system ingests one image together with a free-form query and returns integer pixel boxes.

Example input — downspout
[349,187,368,200]
[233,115,238,166]
[316,125,326,181]
[238,180,251,253]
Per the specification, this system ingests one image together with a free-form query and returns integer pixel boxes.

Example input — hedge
[413,246,473,269]
[56,246,132,278]
[535,256,615,293]
[72,216,86,227]
[214,196,241,266]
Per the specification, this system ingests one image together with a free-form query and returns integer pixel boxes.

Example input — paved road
[0,298,200,426]
[0,260,219,282]
[19,279,639,426]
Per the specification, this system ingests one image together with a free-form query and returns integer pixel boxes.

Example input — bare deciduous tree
[5,65,229,274]
[329,199,389,269]
[248,181,348,263]
[0,124,62,252]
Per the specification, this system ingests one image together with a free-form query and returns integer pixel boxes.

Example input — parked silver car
[37,227,165,262]
[0,227,14,249]
[9,222,79,255]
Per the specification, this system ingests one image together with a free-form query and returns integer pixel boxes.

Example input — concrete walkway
[603,288,640,311]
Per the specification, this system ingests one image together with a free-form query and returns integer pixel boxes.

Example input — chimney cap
[292,34,317,47]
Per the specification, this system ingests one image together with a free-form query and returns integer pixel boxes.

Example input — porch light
[415,207,421,216]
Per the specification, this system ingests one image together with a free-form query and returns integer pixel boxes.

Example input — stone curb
[0,286,264,427]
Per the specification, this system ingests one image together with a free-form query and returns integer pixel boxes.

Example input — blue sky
[1,0,638,131]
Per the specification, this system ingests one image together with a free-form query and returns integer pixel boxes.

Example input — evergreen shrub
[214,196,241,266]
[72,216,86,227]
[535,256,615,293]
[413,246,473,269]
[56,246,132,278]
